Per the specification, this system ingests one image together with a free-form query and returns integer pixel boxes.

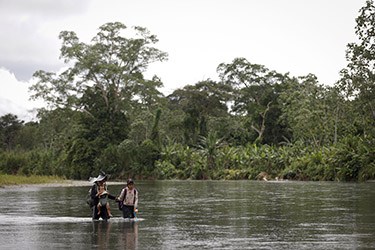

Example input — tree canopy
[2,2,375,182]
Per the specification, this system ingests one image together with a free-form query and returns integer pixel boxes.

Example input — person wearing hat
[89,171,116,220]
[117,178,138,219]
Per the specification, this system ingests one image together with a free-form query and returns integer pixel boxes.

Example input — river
[0,180,374,249]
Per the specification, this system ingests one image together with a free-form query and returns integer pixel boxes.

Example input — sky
[0,0,367,121]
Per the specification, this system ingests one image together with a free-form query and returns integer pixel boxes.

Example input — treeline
[1,1,375,181]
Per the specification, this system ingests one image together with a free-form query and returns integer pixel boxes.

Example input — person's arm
[108,193,116,200]
[117,188,125,202]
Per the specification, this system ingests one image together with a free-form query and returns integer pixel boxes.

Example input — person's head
[93,171,108,185]
[97,177,106,186]
[127,178,134,189]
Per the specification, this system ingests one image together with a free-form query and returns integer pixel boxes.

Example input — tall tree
[168,80,233,145]
[17,121,41,151]
[37,108,78,151]
[30,22,167,134]
[0,114,24,152]
[217,58,288,144]
[338,0,375,136]
[279,75,331,146]
[30,22,168,178]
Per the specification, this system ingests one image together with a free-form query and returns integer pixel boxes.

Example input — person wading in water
[89,171,116,220]
[117,179,138,218]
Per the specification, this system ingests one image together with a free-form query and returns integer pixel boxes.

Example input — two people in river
[89,171,138,220]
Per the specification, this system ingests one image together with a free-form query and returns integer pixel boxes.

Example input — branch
[252,101,273,140]
[77,107,96,119]
[251,124,261,135]
[50,98,96,119]
[91,73,109,108]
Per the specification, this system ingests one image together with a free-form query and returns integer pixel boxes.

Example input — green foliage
[168,80,233,145]
[151,135,375,181]
[65,137,97,179]
[137,139,160,177]
[116,139,137,177]
[0,114,24,152]
[338,0,375,136]
[28,22,167,180]
[150,109,162,145]
[2,4,375,182]
[0,152,27,175]
[218,57,290,144]
[0,149,65,177]
[155,160,179,179]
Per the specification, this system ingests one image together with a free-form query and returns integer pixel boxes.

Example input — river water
[0,180,374,249]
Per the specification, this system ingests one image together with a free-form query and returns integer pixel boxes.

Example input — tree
[338,0,375,137]
[17,121,41,151]
[37,108,78,151]
[150,108,162,145]
[323,86,359,144]
[30,22,168,178]
[30,22,167,137]
[0,114,24,152]
[279,74,341,147]
[31,22,167,115]
[168,80,233,145]
[197,132,225,171]
[218,58,288,144]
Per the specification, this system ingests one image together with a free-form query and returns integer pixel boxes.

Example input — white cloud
[0,0,368,119]
[0,0,90,81]
[0,68,45,121]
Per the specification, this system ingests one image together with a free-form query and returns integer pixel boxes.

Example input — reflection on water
[117,221,138,249]
[0,181,374,249]
[92,220,138,249]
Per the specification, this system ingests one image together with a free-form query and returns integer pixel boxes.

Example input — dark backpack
[118,188,137,210]
[86,190,95,208]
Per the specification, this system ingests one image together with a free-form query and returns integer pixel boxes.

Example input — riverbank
[2,180,127,189]
[2,175,374,189]
[0,174,127,188]
[0,174,65,188]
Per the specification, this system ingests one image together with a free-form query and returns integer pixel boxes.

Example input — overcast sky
[0,0,367,121]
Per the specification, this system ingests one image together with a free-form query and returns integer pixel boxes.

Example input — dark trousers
[122,205,135,218]
[92,204,109,220]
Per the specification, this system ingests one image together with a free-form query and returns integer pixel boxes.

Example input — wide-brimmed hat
[89,171,109,183]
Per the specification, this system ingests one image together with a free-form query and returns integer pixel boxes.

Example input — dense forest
[1,1,375,181]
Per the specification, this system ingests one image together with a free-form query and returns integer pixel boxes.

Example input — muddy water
[0,180,374,249]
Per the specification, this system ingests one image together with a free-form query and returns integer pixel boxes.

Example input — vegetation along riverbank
[0,1,375,182]
[0,174,66,188]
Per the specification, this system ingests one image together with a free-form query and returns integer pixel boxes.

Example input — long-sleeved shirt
[118,187,138,208]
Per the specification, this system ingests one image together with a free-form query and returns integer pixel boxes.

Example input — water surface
[0,181,374,249]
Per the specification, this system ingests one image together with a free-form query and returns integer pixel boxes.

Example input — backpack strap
[133,189,137,204]
[121,188,127,202]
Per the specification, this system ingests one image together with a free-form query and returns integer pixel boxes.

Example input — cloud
[0,0,89,19]
[0,68,45,121]
[0,0,90,81]
[0,0,366,121]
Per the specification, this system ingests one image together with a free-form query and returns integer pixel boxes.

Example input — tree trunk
[334,106,339,144]
[251,101,272,140]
